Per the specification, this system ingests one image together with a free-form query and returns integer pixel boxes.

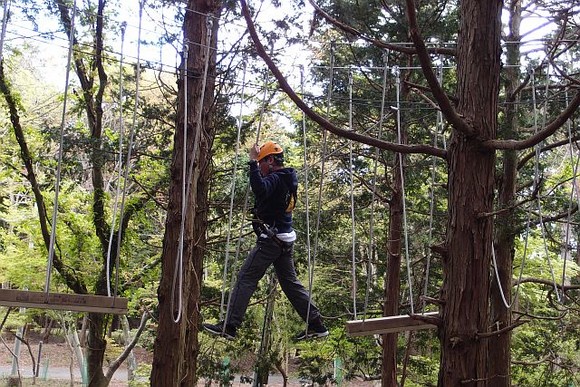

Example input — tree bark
[438,1,502,386]
[151,1,220,385]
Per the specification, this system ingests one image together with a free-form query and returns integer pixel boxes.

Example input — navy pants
[226,236,321,328]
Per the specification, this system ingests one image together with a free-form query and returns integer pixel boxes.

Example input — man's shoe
[294,324,329,341]
[202,321,236,340]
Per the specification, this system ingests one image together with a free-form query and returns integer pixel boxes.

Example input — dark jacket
[249,161,298,234]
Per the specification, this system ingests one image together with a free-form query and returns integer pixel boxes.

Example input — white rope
[173,18,214,324]
[423,60,443,311]
[45,0,77,294]
[533,65,561,302]
[393,66,414,314]
[224,62,270,328]
[106,21,127,297]
[306,41,334,326]
[348,69,357,318]
[171,39,189,323]
[219,60,247,321]
[563,83,575,303]
[362,51,389,320]
[300,64,313,323]
[113,2,144,299]
[0,0,10,61]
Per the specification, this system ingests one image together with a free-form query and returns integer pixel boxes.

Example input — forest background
[0,0,579,386]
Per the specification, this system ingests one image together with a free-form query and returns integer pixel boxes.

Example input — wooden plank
[0,289,128,314]
[346,312,438,336]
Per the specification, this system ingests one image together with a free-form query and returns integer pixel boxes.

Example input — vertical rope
[423,59,443,311]
[306,41,334,327]
[113,2,144,301]
[300,64,313,322]
[393,66,414,314]
[171,39,189,323]
[106,21,127,297]
[224,59,271,328]
[363,52,389,320]
[348,69,357,318]
[0,0,11,61]
[220,60,247,320]
[532,65,561,302]
[45,0,77,294]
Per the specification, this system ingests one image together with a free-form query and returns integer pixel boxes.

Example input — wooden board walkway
[346,311,438,336]
[0,289,128,314]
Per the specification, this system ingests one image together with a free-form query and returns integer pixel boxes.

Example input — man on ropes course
[203,141,328,341]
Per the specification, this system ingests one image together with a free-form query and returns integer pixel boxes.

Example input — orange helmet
[257,141,283,161]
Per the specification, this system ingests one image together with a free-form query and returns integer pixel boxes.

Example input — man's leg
[226,238,279,328]
[273,244,322,325]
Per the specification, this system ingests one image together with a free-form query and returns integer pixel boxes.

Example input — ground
[0,334,379,386]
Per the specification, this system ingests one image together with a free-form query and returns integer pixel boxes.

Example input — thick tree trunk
[489,1,522,385]
[438,1,502,385]
[181,2,220,385]
[151,1,219,386]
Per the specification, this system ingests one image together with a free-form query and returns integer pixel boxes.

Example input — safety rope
[362,51,389,321]
[45,0,77,295]
[171,39,189,323]
[223,60,271,329]
[300,64,314,322]
[393,66,414,314]
[305,41,334,327]
[172,17,214,323]
[219,59,247,320]
[348,69,357,318]
[105,21,128,297]
[423,58,444,311]
[533,65,562,302]
[114,1,144,299]
[0,0,10,61]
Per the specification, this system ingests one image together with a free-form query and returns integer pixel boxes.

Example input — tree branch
[307,0,455,57]
[483,90,580,150]
[239,0,446,159]
[405,0,474,137]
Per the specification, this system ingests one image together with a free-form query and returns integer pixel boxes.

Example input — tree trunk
[181,1,220,385]
[438,1,502,385]
[489,1,522,385]
[382,159,403,386]
[151,1,220,385]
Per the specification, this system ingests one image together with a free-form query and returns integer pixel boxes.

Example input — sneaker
[294,324,329,341]
[202,321,236,340]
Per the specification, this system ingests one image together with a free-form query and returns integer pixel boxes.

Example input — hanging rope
[393,66,414,314]
[219,59,247,320]
[172,17,214,323]
[171,39,189,323]
[224,59,271,328]
[300,64,313,322]
[45,0,77,295]
[532,65,562,303]
[306,41,334,326]
[562,80,575,304]
[0,0,11,61]
[422,58,444,312]
[113,1,144,299]
[106,21,128,297]
[348,69,357,318]
[362,51,389,321]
